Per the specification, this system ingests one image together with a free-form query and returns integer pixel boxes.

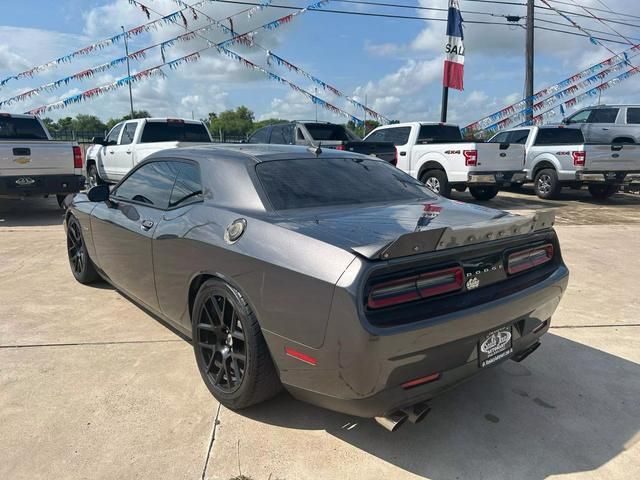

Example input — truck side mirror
[91,136,106,146]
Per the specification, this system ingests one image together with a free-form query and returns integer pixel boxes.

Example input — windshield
[256,157,435,210]
[0,117,48,140]
[304,123,360,141]
[140,122,211,143]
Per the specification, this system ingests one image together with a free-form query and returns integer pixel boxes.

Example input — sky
[0,0,639,129]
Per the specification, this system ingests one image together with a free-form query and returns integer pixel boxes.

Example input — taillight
[73,146,83,169]
[507,244,554,275]
[367,266,463,309]
[463,149,478,166]
[335,144,346,151]
[571,151,585,166]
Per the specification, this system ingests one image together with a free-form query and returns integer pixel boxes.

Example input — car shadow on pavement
[0,197,65,227]
[242,333,640,479]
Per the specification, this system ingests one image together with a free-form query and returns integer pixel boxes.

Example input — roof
[372,121,460,129]
[151,143,370,163]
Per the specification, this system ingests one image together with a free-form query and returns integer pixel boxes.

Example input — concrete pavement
[1,193,639,480]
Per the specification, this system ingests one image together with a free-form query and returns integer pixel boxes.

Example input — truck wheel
[453,185,467,193]
[87,164,103,189]
[420,170,451,197]
[588,184,619,200]
[192,279,282,410]
[469,186,499,201]
[534,169,561,199]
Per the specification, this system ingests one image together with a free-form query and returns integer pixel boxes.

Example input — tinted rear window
[534,128,584,145]
[140,122,211,143]
[0,117,48,140]
[627,108,640,124]
[417,125,462,144]
[304,124,359,141]
[365,127,411,145]
[256,157,435,210]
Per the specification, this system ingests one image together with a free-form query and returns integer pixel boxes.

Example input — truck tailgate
[585,144,640,172]
[475,143,525,171]
[0,141,76,176]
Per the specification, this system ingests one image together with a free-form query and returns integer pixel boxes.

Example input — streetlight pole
[122,26,135,119]
[525,0,534,124]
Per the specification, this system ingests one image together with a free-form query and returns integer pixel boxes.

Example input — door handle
[126,151,132,154]
[109,150,115,154]
[399,151,407,156]
[141,219,154,231]
[602,128,610,130]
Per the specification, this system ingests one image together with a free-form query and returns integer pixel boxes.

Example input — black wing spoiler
[351,211,556,260]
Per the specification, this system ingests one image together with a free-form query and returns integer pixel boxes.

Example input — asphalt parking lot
[1,188,639,480]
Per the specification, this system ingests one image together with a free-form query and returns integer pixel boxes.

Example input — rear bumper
[268,263,569,418]
[467,171,526,186]
[0,174,85,197]
[576,171,640,184]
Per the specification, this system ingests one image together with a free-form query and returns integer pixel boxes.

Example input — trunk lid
[473,143,525,171]
[0,141,77,176]
[273,199,554,259]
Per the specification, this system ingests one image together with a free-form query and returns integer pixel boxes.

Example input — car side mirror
[91,136,106,146]
[87,184,110,203]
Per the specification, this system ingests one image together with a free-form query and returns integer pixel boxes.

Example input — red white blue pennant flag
[443,0,464,91]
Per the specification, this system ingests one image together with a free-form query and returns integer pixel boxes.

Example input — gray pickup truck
[562,104,640,144]
[247,121,397,164]
[0,113,85,207]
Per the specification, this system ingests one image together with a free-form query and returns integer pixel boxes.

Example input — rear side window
[588,108,618,123]
[417,125,462,144]
[140,122,211,143]
[120,122,138,145]
[365,127,411,145]
[0,117,48,140]
[304,124,359,141]
[488,132,510,143]
[508,130,530,144]
[256,157,435,210]
[534,128,584,145]
[248,127,271,143]
[269,125,287,144]
[626,108,640,124]
[106,123,123,145]
[169,162,203,208]
[114,161,180,209]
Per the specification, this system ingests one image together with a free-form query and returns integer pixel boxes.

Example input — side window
[588,108,618,123]
[105,123,123,145]
[282,124,294,144]
[507,130,530,144]
[248,127,270,143]
[386,127,412,145]
[364,130,386,142]
[488,132,510,143]
[113,161,179,209]
[270,125,286,144]
[567,109,591,124]
[170,162,203,208]
[297,127,306,141]
[626,108,640,124]
[120,122,138,145]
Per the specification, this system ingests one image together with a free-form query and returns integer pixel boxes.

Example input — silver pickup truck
[489,126,640,199]
[0,113,85,207]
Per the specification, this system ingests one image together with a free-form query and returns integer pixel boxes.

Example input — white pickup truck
[0,113,84,207]
[364,122,526,200]
[86,117,212,186]
[488,126,640,199]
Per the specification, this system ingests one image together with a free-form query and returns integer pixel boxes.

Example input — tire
[534,168,561,199]
[87,163,103,189]
[192,279,281,410]
[588,183,619,200]
[66,215,99,284]
[453,185,467,193]
[469,186,499,201]
[420,169,451,197]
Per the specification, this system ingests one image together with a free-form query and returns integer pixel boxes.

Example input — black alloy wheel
[192,279,281,409]
[196,292,247,393]
[66,216,99,284]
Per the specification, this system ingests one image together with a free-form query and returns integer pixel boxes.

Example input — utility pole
[315,87,318,122]
[525,0,534,124]
[122,26,135,119]
[440,87,449,123]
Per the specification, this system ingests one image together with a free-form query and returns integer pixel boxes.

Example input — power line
[566,0,636,46]
[545,0,640,21]
[535,16,640,43]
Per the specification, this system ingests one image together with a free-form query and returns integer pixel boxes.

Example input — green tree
[252,118,288,130]
[56,116,74,132]
[72,114,107,133]
[209,106,255,139]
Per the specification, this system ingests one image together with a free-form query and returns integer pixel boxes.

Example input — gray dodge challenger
[64,144,569,431]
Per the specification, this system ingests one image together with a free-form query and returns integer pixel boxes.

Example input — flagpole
[441,87,449,122]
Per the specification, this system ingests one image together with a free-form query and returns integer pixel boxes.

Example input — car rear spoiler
[351,211,556,260]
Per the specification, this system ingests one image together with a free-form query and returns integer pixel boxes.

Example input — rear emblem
[466,277,480,290]
[14,157,31,164]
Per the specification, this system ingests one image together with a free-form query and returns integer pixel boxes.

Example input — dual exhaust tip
[374,402,431,432]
